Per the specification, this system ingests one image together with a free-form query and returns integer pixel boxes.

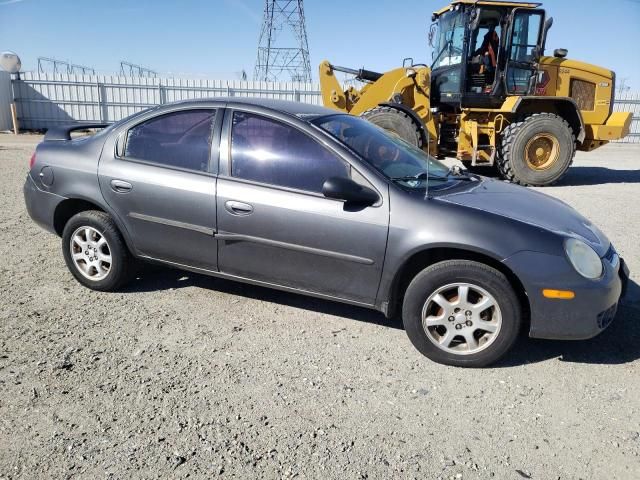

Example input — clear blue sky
[1,0,639,88]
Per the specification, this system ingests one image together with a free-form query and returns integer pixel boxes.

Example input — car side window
[124,109,216,172]
[230,111,349,193]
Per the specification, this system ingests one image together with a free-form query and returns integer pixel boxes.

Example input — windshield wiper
[390,172,448,182]
[430,39,452,69]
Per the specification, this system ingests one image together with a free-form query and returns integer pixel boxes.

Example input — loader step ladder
[469,120,497,166]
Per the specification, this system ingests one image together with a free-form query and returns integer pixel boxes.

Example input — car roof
[168,97,337,120]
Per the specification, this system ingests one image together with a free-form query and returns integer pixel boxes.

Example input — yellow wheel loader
[319,0,632,186]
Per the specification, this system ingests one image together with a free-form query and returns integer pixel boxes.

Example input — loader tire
[497,113,575,186]
[361,106,423,148]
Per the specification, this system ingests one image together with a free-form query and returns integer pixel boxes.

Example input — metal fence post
[97,82,108,123]
[158,81,166,105]
[8,73,20,133]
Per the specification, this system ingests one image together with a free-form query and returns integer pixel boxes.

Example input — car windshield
[312,114,451,189]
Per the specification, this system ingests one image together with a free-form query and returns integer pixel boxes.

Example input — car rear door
[98,107,222,270]
[215,107,389,305]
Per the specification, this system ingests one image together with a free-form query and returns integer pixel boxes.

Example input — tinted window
[230,112,349,193]
[314,114,449,185]
[125,109,216,172]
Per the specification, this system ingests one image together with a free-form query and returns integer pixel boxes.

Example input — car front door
[215,108,389,305]
[98,107,222,270]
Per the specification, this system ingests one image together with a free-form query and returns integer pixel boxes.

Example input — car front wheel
[402,260,522,367]
[61,210,133,291]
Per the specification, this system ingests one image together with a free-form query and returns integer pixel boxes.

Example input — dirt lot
[1,134,639,479]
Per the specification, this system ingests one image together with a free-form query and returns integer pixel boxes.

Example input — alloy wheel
[69,226,112,281]
[421,282,502,355]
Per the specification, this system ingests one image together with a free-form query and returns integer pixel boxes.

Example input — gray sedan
[23,98,629,367]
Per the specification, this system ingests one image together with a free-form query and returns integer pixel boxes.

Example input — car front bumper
[503,248,628,340]
[24,173,66,235]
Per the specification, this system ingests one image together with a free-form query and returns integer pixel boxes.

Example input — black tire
[61,210,134,291]
[402,260,522,367]
[497,112,575,186]
[360,106,423,148]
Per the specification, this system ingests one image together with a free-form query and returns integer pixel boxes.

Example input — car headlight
[564,238,603,279]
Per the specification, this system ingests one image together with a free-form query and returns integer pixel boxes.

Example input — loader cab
[430,1,548,110]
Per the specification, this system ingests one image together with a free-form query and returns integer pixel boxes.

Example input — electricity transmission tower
[254,0,312,82]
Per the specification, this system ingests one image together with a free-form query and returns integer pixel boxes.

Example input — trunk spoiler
[44,123,110,141]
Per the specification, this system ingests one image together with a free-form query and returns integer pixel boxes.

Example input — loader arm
[319,61,352,112]
[319,59,438,153]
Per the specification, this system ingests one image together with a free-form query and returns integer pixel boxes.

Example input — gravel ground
[1,134,639,479]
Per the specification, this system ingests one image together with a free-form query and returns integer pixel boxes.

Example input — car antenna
[424,130,431,200]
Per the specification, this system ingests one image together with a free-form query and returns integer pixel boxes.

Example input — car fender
[375,187,563,311]
[34,134,140,257]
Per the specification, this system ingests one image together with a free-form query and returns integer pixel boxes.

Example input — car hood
[435,178,610,256]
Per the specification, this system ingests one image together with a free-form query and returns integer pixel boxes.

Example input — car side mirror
[322,177,379,205]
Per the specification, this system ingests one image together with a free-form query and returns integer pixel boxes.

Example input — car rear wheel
[402,260,522,367]
[62,210,134,291]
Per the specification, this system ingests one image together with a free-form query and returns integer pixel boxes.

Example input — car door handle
[110,179,132,193]
[225,200,253,216]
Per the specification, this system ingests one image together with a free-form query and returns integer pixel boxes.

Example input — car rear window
[124,109,216,172]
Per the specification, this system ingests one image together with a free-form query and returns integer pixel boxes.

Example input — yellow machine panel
[538,56,632,148]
